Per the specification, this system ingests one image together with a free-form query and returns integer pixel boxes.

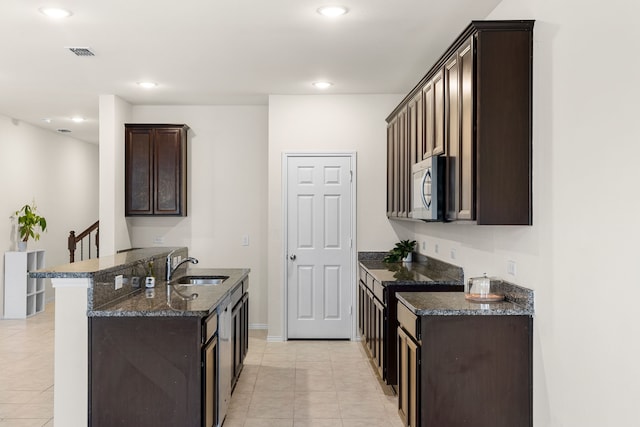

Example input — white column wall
[98,95,132,256]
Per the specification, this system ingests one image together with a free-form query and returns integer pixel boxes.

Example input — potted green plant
[15,202,47,251]
[383,239,417,263]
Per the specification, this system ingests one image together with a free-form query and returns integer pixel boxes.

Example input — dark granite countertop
[397,291,533,316]
[359,252,464,286]
[29,246,250,318]
[88,267,249,318]
[29,247,185,278]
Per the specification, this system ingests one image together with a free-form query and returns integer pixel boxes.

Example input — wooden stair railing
[68,220,99,263]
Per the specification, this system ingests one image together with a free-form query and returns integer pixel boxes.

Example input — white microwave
[412,156,445,221]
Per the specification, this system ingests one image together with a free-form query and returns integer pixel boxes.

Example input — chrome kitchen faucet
[165,250,199,281]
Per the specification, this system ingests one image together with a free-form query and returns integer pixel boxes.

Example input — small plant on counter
[383,239,416,263]
[15,202,47,243]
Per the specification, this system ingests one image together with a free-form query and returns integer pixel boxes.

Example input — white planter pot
[17,241,27,252]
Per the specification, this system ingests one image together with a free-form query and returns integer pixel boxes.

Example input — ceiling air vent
[67,47,95,56]
[57,129,72,133]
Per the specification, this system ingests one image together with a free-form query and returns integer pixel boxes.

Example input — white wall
[128,105,269,327]
[99,95,132,255]
[0,114,99,315]
[393,1,640,425]
[267,94,403,339]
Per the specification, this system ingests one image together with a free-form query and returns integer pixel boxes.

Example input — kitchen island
[31,247,250,427]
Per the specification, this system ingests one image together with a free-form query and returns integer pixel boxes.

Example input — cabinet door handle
[289,254,297,261]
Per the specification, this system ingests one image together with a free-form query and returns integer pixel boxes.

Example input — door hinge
[349,305,353,315]
[350,170,353,182]
[350,238,353,248]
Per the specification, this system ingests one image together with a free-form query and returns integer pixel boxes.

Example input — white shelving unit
[4,250,46,319]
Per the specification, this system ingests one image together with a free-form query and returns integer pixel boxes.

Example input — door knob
[290,254,297,261]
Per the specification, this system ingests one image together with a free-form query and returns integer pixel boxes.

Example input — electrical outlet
[507,260,517,276]
[450,248,456,260]
[422,241,426,251]
[153,235,164,245]
[115,274,123,290]
[434,244,439,253]
[242,235,250,246]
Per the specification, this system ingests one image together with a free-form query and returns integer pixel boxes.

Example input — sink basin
[175,275,229,286]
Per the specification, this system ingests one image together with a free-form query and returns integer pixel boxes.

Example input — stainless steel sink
[175,275,229,286]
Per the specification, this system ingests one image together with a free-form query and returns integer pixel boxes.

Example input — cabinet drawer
[231,283,243,307]
[204,312,217,343]
[366,273,375,292]
[397,302,419,341]
[373,280,385,303]
[359,266,367,283]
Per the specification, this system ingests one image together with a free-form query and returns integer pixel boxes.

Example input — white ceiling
[1,0,502,144]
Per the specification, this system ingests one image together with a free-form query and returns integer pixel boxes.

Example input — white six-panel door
[286,155,353,339]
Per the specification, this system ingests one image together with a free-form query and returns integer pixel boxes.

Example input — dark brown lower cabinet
[89,316,205,427]
[359,276,385,377]
[397,326,419,427]
[372,296,385,377]
[231,286,249,389]
[397,301,533,427]
[203,335,217,427]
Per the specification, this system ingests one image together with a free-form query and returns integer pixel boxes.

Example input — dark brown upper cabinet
[421,68,445,160]
[446,37,475,221]
[407,91,423,165]
[387,107,411,219]
[125,124,189,216]
[387,20,534,225]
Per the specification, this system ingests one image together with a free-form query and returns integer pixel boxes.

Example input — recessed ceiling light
[137,82,158,89]
[39,7,73,18]
[313,81,333,90]
[71,117,85,123]
[317,6,348,17]
[42,118,52,123]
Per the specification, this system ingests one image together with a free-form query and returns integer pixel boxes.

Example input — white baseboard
[267,335,284,342]
[249,323,267,330]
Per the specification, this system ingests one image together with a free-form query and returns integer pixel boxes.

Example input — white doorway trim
[282,151,358,341]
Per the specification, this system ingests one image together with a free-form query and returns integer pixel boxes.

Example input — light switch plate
[507,260,517,276]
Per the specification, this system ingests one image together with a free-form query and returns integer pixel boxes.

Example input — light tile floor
[0,303,54,427]
[225,330,403,427]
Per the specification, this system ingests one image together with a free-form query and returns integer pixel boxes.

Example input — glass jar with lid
[464,274,504,302]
